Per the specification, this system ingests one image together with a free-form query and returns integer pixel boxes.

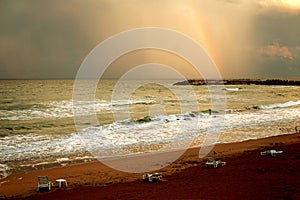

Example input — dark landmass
[174,79,300,86]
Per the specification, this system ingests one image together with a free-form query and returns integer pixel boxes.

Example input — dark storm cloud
[0,0,111,79]
[0,0,299,79]
[250,9,300,78]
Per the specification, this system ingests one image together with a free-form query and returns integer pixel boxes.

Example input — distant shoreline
[174,79,300,86]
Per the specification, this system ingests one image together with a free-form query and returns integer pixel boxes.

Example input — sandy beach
[1,132,300,199]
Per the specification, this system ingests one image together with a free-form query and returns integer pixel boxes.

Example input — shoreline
[2,119,298,180]
[1,132,300,199]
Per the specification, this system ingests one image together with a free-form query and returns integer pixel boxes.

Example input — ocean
[0,80,299,178]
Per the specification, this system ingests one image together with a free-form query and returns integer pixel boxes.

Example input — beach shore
[1,133,300,199]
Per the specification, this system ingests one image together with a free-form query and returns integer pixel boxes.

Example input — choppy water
[0,80,299,178]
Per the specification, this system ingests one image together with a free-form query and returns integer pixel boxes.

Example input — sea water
[0,80,299,178]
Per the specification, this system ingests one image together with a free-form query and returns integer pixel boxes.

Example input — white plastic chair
[37,176,52,192]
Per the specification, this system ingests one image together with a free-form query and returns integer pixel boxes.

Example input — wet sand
[1,133,300,199]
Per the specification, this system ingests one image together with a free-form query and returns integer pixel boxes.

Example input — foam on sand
[0,164,11,180]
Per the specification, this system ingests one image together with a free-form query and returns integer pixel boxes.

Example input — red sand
[1,133,300,199]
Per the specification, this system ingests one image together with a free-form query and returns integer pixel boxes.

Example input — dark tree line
[174,79,300,86]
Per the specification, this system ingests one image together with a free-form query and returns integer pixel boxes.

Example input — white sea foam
[0,164,11,179]
[56,157,70,162]
[259,99,300,109]
[0,133,85,162]
[79,107,300,153]
[1,106,299,165]
[224,88,239,91]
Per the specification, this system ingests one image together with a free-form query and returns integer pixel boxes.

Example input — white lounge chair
[260,150,283,157]
[205,157,226,168]
[37,176,52,192]
[142,173,162,182]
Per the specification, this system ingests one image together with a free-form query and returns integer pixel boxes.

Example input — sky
[0,0,300,79]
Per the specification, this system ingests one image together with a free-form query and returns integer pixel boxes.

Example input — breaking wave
[251,100,300,110]
[0,99,156,120]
